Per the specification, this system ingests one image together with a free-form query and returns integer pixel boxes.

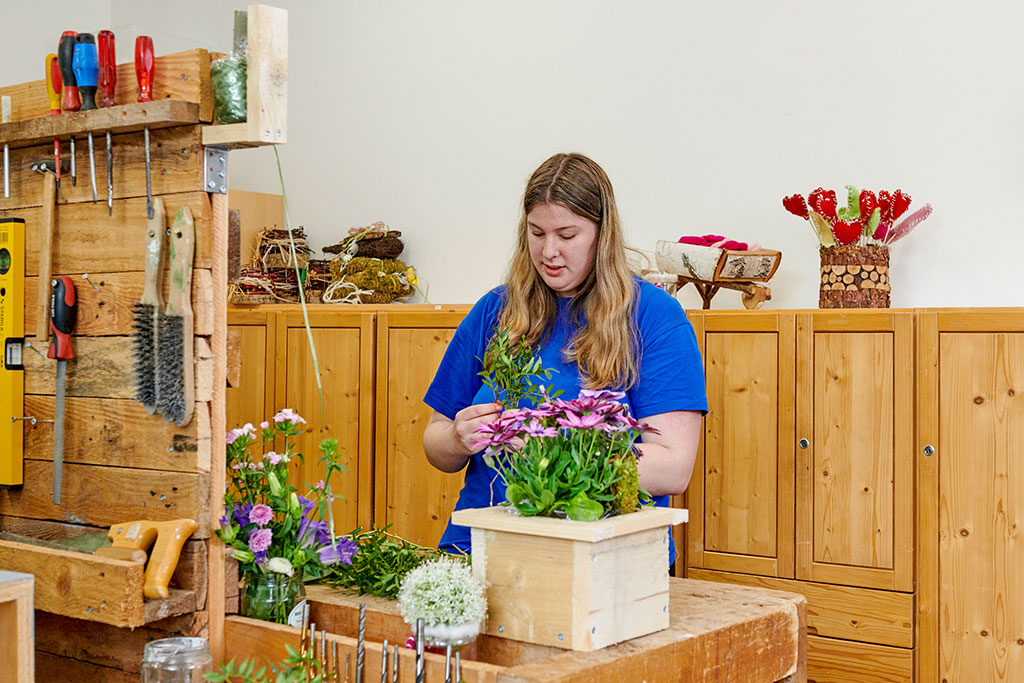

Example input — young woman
[422,152,707,557]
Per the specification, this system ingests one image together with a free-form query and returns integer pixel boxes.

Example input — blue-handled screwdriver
[72,34,99,203]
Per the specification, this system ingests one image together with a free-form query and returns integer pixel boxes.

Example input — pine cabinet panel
[704,332,779,559]
[278,312,375,536]
[922,327,1024,682]
[688,312,795,578]
[374,312,469,548]
[225,319,273,433]
[796,312,914,591]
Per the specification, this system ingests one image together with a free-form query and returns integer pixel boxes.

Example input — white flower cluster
[397,557,487,627]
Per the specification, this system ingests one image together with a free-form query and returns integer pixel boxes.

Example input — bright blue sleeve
[423,289,504,420]
[628,281,708,419]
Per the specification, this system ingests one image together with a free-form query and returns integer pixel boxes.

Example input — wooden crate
[451,506,687,651]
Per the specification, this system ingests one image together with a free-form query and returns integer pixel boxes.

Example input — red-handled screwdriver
[46,54,62,189]
[135,36,155,219]
[98,30,116,214]
[57,31,79,187]
[47,276,77,505]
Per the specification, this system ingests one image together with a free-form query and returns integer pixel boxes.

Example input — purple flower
[524,420,557,438]
[299,518,330,547]
[248,527,273,553]
[579,388,626,402]
[556,412,605,430]
[249,504,273,526]
[318,537,359,566]
[232,502,253,527]
[218,514,229,528]
[254,550,268,565]
[296,495,316,516]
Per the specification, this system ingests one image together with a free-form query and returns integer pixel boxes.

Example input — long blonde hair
[499,153,639,390]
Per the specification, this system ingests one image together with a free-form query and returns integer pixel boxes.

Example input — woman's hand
[422,404,501,473]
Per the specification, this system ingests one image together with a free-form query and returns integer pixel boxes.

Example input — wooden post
[0,570,34,683]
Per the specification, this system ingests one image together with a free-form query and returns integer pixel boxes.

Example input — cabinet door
[277,311,375,536]
[226,310,276,435]
[375,310,469,548]
[796,312,913,591]
[918,310,1024,683]
[689,312,796,578]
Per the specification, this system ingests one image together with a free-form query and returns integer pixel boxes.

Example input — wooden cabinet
[687,309,915,681]
[226,306,469,546]
[917,309,1024,683]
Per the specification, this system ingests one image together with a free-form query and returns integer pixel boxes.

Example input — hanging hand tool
[0,218,26,488]
[46,54,62,189]
[2,95,10,199]
[47,276,76,505]
[132,196,165,413]
[135,36,155,220]
[33,166,57,342]
[58,31,79,187]
[72,34,99,204]
[98,30,116,214]
[156,206,195,427]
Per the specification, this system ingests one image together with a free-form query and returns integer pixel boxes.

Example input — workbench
[224,578,807,682]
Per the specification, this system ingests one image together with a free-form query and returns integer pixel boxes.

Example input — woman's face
[526,202,599,297]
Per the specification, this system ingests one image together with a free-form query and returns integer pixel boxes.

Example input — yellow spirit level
[0,218,24,487]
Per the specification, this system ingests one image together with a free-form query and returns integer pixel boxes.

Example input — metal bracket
[204,146,229,194]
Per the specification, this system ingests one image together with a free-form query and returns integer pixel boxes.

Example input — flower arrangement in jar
[216,408,358,624]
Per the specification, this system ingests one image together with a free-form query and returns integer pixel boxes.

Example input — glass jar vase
[140,637,212,682]
[240,571,306,625]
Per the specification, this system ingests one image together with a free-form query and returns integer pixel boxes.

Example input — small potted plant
[783,185,933,308]
[450,332,687,651]
[216,408,359,625]
[397,556,488,648]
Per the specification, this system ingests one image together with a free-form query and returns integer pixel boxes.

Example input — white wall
[10,1,1024,308]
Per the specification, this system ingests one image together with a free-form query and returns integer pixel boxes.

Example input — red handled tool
[47,276,76,505]
[98,30,117,214]
[57,31,79,187]
[135,36,155,219]
[46,54,62,189]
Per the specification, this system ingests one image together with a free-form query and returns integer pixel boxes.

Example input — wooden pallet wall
[0,49,226,679]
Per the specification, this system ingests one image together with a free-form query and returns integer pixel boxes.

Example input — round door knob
[799,438,809,449]
[924,445,935,456]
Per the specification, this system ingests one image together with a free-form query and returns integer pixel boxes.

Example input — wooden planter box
[451,506,688,652]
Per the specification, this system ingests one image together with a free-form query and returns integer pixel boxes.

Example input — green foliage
[204,644,330,683]
[478,328,557,408]
[320,526,456,599]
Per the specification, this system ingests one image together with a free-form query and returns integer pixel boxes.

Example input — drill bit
[87,133,97,202]
[380,640,388,683]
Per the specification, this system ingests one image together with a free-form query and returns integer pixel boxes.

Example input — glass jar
[240,571,306,625]
[140,637,212,682]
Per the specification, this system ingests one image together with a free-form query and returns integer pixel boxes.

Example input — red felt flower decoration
[859,190,877,221]
[877,190,893,222]
[891,189,912,221]
[783,194,809,219]
[831,219,862,245]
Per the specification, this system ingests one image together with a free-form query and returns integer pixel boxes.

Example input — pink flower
[273,408,306,424]
[524,420,557,438]
[248,527,273,553]
[260,421,270,430]
[225,429,240,445]
[264,451,283,465]
[313,480,326,491]
[249,504,273,526]
[556,412,605,430]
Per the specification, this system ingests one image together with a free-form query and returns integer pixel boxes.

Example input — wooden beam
[0,101,200,151]
[23,396,204,472]
[26,269,214,337]
[0,127,205,212]
[0,461,211,537]
[3,192,213,272]
[0,49,213,123]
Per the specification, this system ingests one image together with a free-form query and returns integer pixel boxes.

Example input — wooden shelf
[0,538,196,628]
[0,100,200,151]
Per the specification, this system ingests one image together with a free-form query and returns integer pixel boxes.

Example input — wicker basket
[819,245,890,309]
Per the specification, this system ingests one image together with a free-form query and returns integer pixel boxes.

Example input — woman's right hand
[452,402,503,454]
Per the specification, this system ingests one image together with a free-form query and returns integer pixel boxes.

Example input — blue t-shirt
[424,277,708,559]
